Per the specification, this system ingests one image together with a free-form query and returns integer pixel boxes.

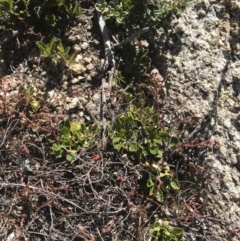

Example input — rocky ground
[158,0,240,240]
[0,0,240,240]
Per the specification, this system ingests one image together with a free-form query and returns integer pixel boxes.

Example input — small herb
[51,120,99,163]
[147,171,180,203]
[18,84,42,113]
[36,37,78,66]
[108,104,179,159]
[149,220,184,241]
[95,0,128,25]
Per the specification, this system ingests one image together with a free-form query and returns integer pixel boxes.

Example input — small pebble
[86,63,94,70]
[81,42,89,50]
[83,57,92,63]
[75,54,83,63]
[73,44,81,52]
[71,78,80,84]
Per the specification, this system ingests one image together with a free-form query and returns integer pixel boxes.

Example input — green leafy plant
[1,83,33,116]
[113,46,151,88]
[36,37,77,66]
[149,220,184,241]
[41,1,84,25]
[0,0,84,16]
[0,0,28,30]
[121,45,150,83]
[0,0,28,16]
[51,120,99,162]
[67,2,85,15]
[146,170,180,203]
[108,104,179,159]
[0,0,84,30]
[146,0,191,28]
[95,0,191,28]
[95,0,128,24]
[17,84,42,113]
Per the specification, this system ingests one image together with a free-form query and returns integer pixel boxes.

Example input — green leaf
[80,123,86,132]
[36,41,48,55]
[66,154,74,162]
[152,221,161,228]
[159,171,172,177]
[115,117,122,127]
[120,128,127,136]
[157,149,163,158]
[56,0,65,7]
[138,143,144,149]
[169,136,179,146]
[45,14,56,25]
[152,114,158,124]
[61,126,70,136]
[73,131,80,140]
[70,122,81,133]
[113,142,123,150]
[147,175,154,187]
[142,149,148,156]
[163,229,171,236]
[48,38,57,54]
[69,3,85,15]
[149,228,155,235]
[53,151,62,158]
[62,119,70,129]
[64,46,70,55]
[68,51,78,64]
[141,49,149,58]
[126,129,134,139]
[113,137,121,144]
[153,138,162,144]
[171,227,183,237]
[62,138,71,146]
[57,53,65,63]
[129,142,137,152]
[129,104,137,113]
[156,190,163,202]
[149,226,160,235]
[0,0,13,12]
[125,115,134,127]
[51,144,63,158]
[31,99,40,110]
[94,3,102,12]
[149,146,158,155]
[162,220,169,229]
[52,144,62,151]
[158,131,169,138]
[26,84,34,95]
[149,186,155,196]
[56,42,65,53]
[170,179,180,190]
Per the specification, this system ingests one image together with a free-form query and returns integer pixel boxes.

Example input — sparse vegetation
[51,119,99,162]
[0,0,84,29]
[36,37,78,66]
[108,104,179,158]
[149,220,184,241]
[146,166,180,203]
[0,0,208,240]
[95,0,191,28]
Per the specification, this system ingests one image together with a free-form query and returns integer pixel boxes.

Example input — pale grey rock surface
[155,0,240,240]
